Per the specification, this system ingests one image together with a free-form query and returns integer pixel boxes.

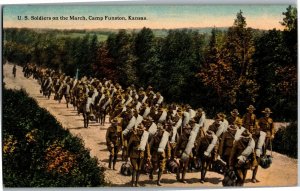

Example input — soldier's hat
[157,123,164,130]
[111,118,119,125]
[156,92,161,96]
[247,105,256,111]
[262,108,272,114]
[185,104,192,110]
[177,107,183,114]
[215,113,225,120]
[197,108,203,113]
[231,109,239,115]
[137,123,146,130]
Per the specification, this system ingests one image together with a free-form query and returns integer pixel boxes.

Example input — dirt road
[3,63,298,187]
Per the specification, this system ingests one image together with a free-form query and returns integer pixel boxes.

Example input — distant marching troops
[21,63,275,187]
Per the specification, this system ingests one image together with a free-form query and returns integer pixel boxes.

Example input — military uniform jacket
[242,113,256,133]
[106,125,123,147]
[196,130,215,158]
[175,132,191,158]
[149,132,171,160]
[258,117,274,138]
[127,132,151,159]
[218,127,237,157]
[227,116,241,125]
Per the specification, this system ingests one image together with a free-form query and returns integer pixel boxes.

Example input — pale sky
[3,5,291,30]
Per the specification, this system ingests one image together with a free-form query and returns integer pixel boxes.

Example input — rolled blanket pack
[158,110,167,123]
[238,138,255,163]
[192,124,201,134]
[102,98,111,110]
[189,109,196,119]
[182,112,190,127]
[204,133,218,157]
[158,131,170,153]
[138,131,149,151]
[148,123,158,136]
[157,96,164,104]
[122,116,136,136]
[181,131,197,161]
[136,102,142,111]
[256,131,267,157]
[135,115,143,127]
[171,118,182,143]
[234,127,245,141]
[198,112,206,127]
[142,107,150,118]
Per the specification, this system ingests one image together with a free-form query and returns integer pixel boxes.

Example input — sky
[2,5,292,30]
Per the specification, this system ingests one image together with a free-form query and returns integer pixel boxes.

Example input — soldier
[83,91,93,128]
[175,123,194,183]
[229,130,255,186]
[196,129,218,183]
[242,105,257,134]
[106,118,123,170]
[258,108,275,156]
[218,119,243,165]
[228,109,241,125]
[149,123,171,186]
[127,123,151,187]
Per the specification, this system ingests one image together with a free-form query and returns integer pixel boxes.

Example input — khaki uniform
[228,116,241,126]
[258,117,274,155]
[106,117,123,169]
[218,125,237,164]
[242,113,256,134]
[229,137,254,186]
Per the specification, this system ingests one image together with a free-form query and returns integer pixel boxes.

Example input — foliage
[273,122,298,158]
[2,88,106,187]
[3,6,297,121]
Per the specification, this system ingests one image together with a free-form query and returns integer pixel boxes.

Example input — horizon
[3,5,291,30]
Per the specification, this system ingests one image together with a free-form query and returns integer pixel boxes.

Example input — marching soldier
[127,123,151,187]
[149,123,171,186]
[229,130,255,186]
[242,105,257,134]
[196,129,218,183]
[106,118,123,170]
[175,123,194,183]
[228,109,241,125]
[258,108,275,156]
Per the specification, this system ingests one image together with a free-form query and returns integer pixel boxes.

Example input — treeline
[3,87,106,186]
[3,6,297,121]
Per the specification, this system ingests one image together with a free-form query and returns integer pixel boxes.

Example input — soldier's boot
[181,169,187,183]
[113,155,117,170]
[176,168,180,181]
[131,171,136,187]
[157,170,162,186]
[149,169,154,180]
[108,155,112,169]
[200,168,206,183]
[251,166,259,183]
[135,171,140,187]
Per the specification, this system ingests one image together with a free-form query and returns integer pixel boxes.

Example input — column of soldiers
[22,63,275,187]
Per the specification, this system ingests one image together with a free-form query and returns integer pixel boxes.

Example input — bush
[2,88,106,187]
[273,122,298,158]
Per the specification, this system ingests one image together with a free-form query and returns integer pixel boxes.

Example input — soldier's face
[137,129,144,136]
[184,128,191,135]
[249,109,254,114]
[265,113,270,117]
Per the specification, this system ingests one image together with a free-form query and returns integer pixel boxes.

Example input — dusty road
[3,63,298,187]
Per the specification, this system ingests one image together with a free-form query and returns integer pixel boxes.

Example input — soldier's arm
[146,143,151,160]
[218,132,226,156]
[271,119,275,138]
[166,141,171,159]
